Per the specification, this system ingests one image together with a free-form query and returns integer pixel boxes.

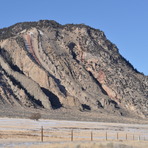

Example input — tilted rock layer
[0,20,147,118]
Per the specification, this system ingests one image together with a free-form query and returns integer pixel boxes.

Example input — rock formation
[0,20,147,118]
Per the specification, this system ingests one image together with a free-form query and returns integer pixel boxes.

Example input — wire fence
[1,126,147,142]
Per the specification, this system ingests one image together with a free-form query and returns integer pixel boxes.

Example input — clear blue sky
[0,0,148,75]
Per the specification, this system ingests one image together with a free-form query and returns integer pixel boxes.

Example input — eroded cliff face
[0,20,147,118]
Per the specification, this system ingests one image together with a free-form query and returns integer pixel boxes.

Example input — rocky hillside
[0,20,147,118]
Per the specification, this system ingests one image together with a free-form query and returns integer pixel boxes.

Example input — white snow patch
[39,30,44,35]
[20,29,27,34]
[29,32,34,35]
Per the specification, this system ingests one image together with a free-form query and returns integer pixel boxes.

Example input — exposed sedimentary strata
[0,20,147,118]
[0,55,51,109]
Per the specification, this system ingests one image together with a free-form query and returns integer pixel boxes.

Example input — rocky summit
[0,20,147,120]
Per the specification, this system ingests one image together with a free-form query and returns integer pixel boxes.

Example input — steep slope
[0,20,147,118]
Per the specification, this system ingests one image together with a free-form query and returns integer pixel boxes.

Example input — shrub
[29,113,41,121]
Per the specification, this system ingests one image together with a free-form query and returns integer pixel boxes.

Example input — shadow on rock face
[81,104,91,111]
[41,87,62,109]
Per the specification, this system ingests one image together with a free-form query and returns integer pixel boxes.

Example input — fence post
[71,130,73,141]
[138,135,140,141]
[117,132,119,140]
[105,131,108,141]
[41,126,43,142]
[126,133,127,141]
[91,131,93,141]
[133,134,134,141]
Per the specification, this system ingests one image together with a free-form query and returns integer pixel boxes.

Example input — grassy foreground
[12,141,148,148]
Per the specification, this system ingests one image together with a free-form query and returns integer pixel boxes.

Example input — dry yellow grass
[0,118,147,147]
[9,141,148,148]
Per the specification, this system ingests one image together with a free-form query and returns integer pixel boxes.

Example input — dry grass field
[0,118,147,148]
